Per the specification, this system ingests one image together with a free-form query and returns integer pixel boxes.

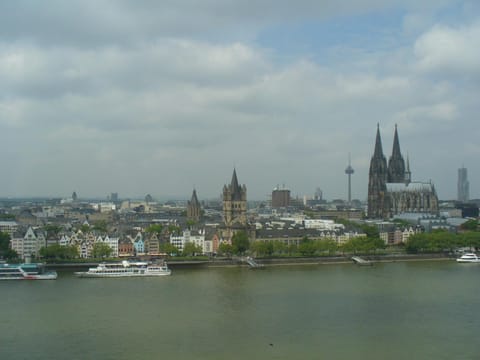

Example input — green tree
[461,219,478,231]
[405,233,430,253]
[287,243,298,256]
[43,224,62,236]
[146,224,164,235]
[461,231,480,250]
[79,224,90,233]
[186,219,197,229]
[39,244,78,260]
[167,225,181,235]
[250,241,273,257]
[0,231,17,260]
[183,242,202,256]
[272,240,287,255]
[218,243,233,257]
[93,220,108,233]
[160,242,180,256]
[231,231,250,255]
[360,224,380,239]
[298,237,316,256]
[92,242,113,258]
[316,238,338,255]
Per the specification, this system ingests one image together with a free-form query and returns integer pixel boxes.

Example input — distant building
[110,193,119,202]
[457,167,469,202]
[367,124,439,219]
[0,221,18,237]
[272,186,290,208]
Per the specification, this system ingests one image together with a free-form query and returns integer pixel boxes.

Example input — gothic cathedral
[367,125,439,219]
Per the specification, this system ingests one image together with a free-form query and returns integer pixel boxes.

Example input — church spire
[405,154,411,184]
[373,123,384,159]
[368,125,388,219]
[190,188,200,206]
[387,124,406,183]
[230,168,244,200]
[392,124,402,158]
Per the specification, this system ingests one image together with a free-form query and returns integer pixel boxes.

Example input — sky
[0,0,479,201]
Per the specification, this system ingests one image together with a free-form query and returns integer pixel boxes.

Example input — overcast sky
[0,1,479,201]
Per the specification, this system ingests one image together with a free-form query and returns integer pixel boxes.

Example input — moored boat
[0,262,58,280]
[75,260,171,278]
[456,253,480,263]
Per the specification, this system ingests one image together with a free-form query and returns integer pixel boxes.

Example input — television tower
[345,154,354,204]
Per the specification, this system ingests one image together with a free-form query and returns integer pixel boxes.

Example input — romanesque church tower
[367,125,388,219]
[222,169,247,227]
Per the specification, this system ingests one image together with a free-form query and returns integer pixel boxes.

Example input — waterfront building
[10,226,46,260]
[118,238,134,257]
[457,167,469,202]
[133,232,145,255]
[367,125,439,219]
[97,235,119,257]
[187,189,201,222]
[169,229,210,254]
[144,233,160,256]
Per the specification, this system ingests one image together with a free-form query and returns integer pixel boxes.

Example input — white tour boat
[75,260,171,278]
[456,253,480,263]
[0,262,58,280]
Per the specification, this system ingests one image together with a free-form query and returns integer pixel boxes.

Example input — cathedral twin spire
[387,124,406,183]
[368,124,407,218]
[371,124,408,184]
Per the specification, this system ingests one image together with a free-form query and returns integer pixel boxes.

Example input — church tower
[223,169,247,227]
[405,155,411,185]
[187,189,201,222]
[387,124,406,183]
[368,125,388,219]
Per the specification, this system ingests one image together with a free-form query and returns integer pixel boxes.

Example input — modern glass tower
[457,167,469,202]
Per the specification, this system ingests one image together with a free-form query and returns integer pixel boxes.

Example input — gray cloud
[0,1,478,200]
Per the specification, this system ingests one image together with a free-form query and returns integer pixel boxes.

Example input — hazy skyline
[0,1,478,201]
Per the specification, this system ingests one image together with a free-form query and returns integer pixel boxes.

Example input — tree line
[405,230,480,254]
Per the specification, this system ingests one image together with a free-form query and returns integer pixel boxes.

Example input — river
[1,260,479,359]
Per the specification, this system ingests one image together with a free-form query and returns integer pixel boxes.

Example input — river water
[1,260,479,360]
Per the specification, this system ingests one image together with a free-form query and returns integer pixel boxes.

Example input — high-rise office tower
[457,167,469,202]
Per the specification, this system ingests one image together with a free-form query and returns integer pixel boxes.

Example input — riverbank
[44,253,454,270]
[207,253,453,268]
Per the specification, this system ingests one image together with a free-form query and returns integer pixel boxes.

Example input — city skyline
[0,1,478,200]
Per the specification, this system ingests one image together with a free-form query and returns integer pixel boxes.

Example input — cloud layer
[0,1,478,200]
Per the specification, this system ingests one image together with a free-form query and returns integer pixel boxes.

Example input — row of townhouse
[255,227,367,246]
[379,226,423,245]
[170,229,213,254]
[59,231,119,258]
[119,232,165,257]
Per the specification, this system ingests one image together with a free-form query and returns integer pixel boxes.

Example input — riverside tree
[183,242,202,256]
[92,243,113,258]
[0,231,17,260]
[39,244,78,260]
[231,231,250,255]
